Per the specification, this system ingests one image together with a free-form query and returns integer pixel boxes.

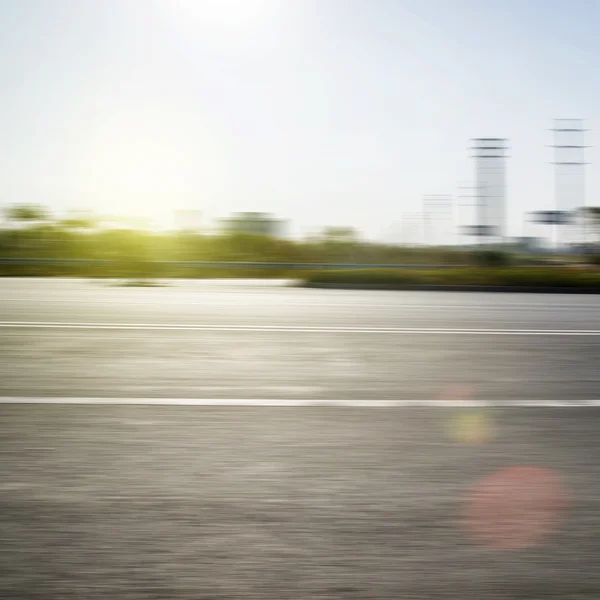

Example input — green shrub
[305,268,424,286]
[587,254,600,266]
[472,250,513,268]
[300,267,600,289]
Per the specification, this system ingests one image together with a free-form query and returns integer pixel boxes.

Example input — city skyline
[0,0,598,241]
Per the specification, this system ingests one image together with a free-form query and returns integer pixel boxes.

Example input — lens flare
[451,410,493,444]
[462,466,569,550]
[441,385,493,444]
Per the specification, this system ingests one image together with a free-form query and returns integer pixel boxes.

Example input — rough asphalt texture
[1,278,600,599]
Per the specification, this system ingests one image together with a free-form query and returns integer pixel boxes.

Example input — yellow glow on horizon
[72,111,231,229]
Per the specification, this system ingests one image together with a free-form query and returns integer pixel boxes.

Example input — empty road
[1,278,599,599]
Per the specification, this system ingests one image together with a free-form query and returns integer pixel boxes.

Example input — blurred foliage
[59,210,99,231]
[0,204,475,277]
[319,227,360,243]
[4,204,49,223]
[302,268,600,289]
[472,250,513,268]
[3,203,599,278]
[583,207,600,246]
[583,206,600,225]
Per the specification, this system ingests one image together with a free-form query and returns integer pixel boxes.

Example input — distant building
[220,212,283,237]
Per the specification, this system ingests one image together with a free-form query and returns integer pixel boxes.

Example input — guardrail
[0,258,467,270]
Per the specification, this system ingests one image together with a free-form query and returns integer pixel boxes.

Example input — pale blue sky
[0,0,598,239]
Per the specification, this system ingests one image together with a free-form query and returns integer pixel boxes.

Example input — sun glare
[170,0,274,33]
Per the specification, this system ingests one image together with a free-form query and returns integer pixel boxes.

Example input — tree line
[1,203,599,277]
[0,204,473,270]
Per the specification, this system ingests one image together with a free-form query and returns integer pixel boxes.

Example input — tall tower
[471,138,509,244]
[551,119,587,248]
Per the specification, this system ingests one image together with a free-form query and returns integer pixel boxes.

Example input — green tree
[3,204,51,255]
[584,207,600,239]
[60,210,98,231]
[4,204,49,224]
[320,227,359,243]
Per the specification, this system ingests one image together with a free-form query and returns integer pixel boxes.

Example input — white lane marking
[2,297,600,310]
[1,322,600,335]
[0,397,599,407]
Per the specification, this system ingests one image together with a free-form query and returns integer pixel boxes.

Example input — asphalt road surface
[1,278,600,599]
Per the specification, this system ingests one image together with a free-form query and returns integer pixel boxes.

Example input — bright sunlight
[168,0,276,38]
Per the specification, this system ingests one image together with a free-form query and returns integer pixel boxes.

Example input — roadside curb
[299,283,600,294]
